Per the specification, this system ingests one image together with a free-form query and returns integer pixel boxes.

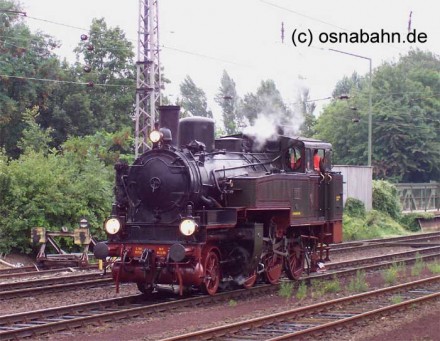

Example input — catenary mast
[134,0,161,158]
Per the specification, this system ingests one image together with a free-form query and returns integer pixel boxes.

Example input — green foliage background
[315,50,440,183]
[0,110,132,254]
[343,180,432,241]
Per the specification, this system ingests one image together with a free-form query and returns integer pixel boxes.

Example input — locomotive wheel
[262,252,283,284]
[202,249,221,295]
[136,282,154,296]
[284,243,305,280]
[242,270,257,289]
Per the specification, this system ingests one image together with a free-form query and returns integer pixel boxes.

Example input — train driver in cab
[289,147,303,172]
[313,149,321,172]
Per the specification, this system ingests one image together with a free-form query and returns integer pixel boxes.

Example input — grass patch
[411,253,425,277]
[322,277,341,293]
[348,270,369,293]
[390,295,403,304]
[228,299,237,307]
[278,281,294,299]
[382,262,405,286]
[427,261,440,274]
[310,277,341,298]
[296,281,308,300]
[310,280,326,298]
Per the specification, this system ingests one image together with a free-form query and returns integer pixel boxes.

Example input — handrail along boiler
[94,106,343,295]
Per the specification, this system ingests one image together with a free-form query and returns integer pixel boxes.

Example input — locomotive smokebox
[159,105,180,146]
[178,117,215,152]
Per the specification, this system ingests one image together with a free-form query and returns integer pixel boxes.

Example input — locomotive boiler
[94,106,343,295]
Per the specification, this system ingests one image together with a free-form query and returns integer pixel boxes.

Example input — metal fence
[395,182,440,212]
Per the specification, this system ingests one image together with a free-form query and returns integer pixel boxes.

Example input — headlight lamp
[79,218,89,228]
[179,219,198,236]
[105,218,121,234]
[149,130,162,143]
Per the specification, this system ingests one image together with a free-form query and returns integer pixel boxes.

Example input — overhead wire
[2,5,437,101]
[0,74,135,88]
[25,15,87,32]
[10,13,251,71]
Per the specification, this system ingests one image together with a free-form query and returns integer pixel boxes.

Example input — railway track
[330,231,440,254]
[325,245,440,272]
[0,252,438,340]
[1,245,438,301]
[0,272,112,300]
[0,267,86,281]
[163,275,440,340]
[0,266,38,276]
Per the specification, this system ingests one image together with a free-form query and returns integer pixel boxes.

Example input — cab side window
[287,147,303,172]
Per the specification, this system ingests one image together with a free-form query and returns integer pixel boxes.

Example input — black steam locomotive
[94,106,343,295]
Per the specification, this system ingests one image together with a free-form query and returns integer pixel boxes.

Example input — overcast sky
[19,0,439,123]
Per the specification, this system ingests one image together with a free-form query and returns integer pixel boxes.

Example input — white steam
[242,97,304,148]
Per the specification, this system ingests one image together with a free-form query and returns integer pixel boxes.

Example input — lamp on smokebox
[79,218,89,229]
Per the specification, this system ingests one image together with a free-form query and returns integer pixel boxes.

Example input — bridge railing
[395,182,439,212]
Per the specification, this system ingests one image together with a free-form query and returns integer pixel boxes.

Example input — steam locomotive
[94,106,343,295]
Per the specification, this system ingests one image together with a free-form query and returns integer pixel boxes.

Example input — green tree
[296,87,317,137]
[179,75,213,118]
[241,79,292,127]
[74,18,135,131]
[332,71,364,98]
[0,0,63,157]
[316,49,440,182]
[215,70,243,134]
[33,18,136,148]
[372,50,440,182]
[315,95,367,165]
[17,107,53,155]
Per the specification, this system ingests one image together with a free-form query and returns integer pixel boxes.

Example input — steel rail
[326,245,440,271]
[0,266,98,280]
[0,274,112,300]
[331,231,440,252]
[309,251,440,282]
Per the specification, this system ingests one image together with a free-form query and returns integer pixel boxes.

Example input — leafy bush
[343,210,408,241]
[372,180,402,219]
[400,212,435,232]
[0,149,113,254]
[343,215,376,241]
[0,114,134,254]
[345,197,366,218]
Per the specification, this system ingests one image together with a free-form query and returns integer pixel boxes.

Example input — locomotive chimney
[159,105,180,146]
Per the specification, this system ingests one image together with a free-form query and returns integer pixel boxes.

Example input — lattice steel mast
[134,0,161,158]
